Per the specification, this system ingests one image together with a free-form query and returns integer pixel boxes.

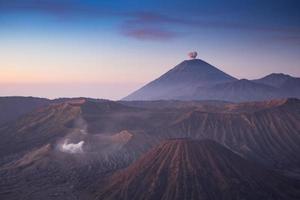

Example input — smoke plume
[188,51,197,59]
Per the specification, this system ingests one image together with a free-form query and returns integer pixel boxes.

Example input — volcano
[123,59,300,102]
[96,139,300,200]
[123,59,236,100]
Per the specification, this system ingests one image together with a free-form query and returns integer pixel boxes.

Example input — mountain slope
[96,139,300,200]
[162,99,300,170]
[0,98,159,167]
[2,98,299,171]
[279,77,300,97]
[194,79,279,102]
[0,101,81,163]
[254,73,300,98]
[0,100,157,200]
[123,59,236,100]
[254,73,295,88]
[1,98,300,199]
[0,96,50,125]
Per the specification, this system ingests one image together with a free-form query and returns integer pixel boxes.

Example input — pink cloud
[122,27,178,41]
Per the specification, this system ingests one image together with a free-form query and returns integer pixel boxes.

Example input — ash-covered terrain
[0,97,300,200]
[97,139,300,200]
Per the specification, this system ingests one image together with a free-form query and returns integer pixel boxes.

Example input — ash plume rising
[188,51,197,59]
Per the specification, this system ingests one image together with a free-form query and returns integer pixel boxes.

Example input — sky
[0,0,299,100]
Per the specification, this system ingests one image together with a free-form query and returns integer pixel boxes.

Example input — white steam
[58,117,88,154]
[61,140,85,154]
[74,117,88,135]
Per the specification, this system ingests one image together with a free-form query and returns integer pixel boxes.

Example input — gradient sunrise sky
[0,0,299,99]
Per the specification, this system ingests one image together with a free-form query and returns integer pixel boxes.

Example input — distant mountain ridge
[123,59,300,102]
[0,96,50,125]
[253,73,294,87]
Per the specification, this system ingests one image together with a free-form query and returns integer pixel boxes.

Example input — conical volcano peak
[97,139,300,200]
[123,58,236,100]
[171,59,219,72]
[177,58,211,66]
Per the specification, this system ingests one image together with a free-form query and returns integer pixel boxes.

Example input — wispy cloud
[121,27,178,41]
[1,1,299,42]
[121,11,300,42]
[270,35,300,46]
[120,12,182,41]
[0,0,118,17]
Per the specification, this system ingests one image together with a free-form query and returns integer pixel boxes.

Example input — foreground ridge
[96,139,300,200]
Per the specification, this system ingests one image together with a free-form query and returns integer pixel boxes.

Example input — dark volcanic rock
[96,139,300,200]
[163,98,300,171]
[1,98,300,200]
